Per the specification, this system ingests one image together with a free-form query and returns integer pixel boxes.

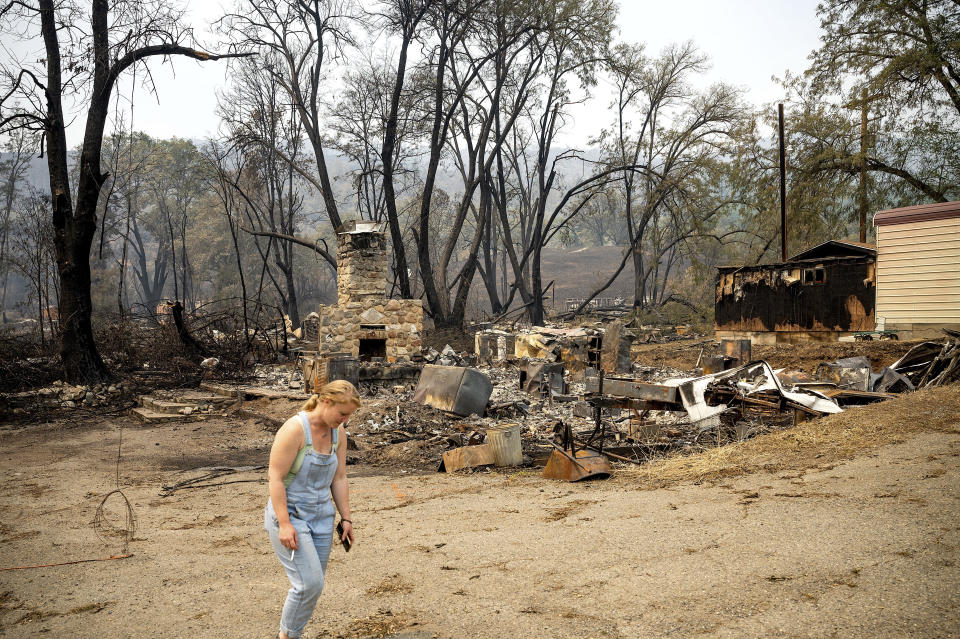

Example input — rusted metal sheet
[588,396,682,412]
[541,447,611,482]
[358,363,422,382]
[600,320,631,373]
[302,354,360,392]
[584,375,677,403]
[439,444,495,472]
[326,355,360,387]
[519,361,566,395]
[412,365,493,416]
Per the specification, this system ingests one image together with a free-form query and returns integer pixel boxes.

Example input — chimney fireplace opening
[359,338,387,361]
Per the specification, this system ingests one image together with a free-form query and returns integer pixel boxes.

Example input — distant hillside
[461,244,637,318]
[540,245,636,310]
[0,153,51,192]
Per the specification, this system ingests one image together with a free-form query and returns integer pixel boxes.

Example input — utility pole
[778,103,787,262]
[859,87,868,243]
[845,88,883,243]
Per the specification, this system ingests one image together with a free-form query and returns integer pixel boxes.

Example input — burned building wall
[715,257,875,343]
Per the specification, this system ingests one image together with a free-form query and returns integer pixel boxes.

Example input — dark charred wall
[715,258,875,333]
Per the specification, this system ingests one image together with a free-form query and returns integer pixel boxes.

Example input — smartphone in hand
[336,520,351,552]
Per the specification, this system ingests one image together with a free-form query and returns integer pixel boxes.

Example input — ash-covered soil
[0,388,957,638]
[1,338,956,638]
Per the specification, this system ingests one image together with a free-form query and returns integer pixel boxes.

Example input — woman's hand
[279,521,298,551]
[331,425,354,548]
[340,520,354,546]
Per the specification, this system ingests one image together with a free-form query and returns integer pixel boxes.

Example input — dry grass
[365,574,414,596]
[346,610,416,638]
[543,498,597,522]
[615,383,960,489]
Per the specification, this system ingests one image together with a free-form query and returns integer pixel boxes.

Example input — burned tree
[222,0,357,241]
[375,0,432,299]
[218,55,312,328]
[487,0,618,324]
[572,42,742,317]
[9,188,58,343]
[0,0,249,383]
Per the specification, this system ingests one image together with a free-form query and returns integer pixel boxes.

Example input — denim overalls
[264,411,339,639]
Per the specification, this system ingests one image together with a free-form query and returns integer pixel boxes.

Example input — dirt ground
[1,371,958,638]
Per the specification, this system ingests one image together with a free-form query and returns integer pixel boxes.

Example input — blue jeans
[266,519,333,638]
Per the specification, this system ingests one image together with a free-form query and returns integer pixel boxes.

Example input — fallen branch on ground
[160,465,266,497]
[0,554,133,571]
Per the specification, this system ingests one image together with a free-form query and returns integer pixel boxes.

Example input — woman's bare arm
[267,418,303,549]
[330,425,353,544]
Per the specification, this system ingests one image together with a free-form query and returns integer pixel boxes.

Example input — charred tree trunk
[55,214,110,381]
[632,245,645,309]
[41,0,111,382]
[479,177,502,316]
[381,23,417,299]
[170,301,206,361]
[283,266,299,327]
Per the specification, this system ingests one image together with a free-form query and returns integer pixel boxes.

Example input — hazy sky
[56,0,824,146]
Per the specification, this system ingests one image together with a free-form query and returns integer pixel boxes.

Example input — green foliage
[96,133,215,313]
[796,0,960,205]
[810,0,960,112]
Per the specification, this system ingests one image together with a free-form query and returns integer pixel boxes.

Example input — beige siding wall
[876,217,960,330]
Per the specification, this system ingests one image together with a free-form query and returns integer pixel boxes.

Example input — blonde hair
[301,379,362,412]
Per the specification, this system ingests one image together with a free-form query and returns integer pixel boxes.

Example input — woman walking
[264,380,360,639]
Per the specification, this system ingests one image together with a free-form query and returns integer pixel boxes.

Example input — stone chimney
[316,221,423,363]
[336,221,388,306]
